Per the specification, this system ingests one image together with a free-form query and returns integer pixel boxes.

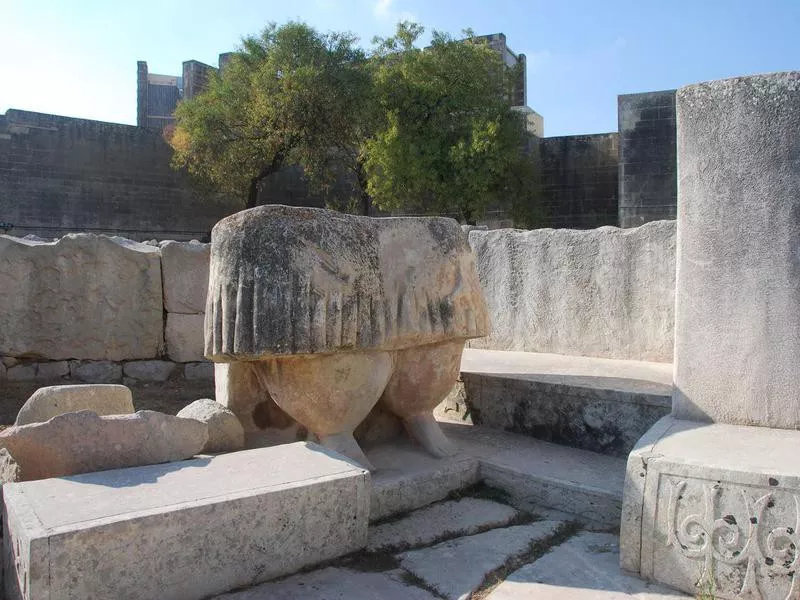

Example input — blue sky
[1,0,798,137]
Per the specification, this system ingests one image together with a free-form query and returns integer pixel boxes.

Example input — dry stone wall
[467,220,676,362]
[0,221,676,386]
[0,234,211,384]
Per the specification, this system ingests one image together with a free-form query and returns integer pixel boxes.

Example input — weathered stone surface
[0,410,207,481]
[0,360,5,379]
[673,72,800,428]
[123,360,176,382]
[69,359,122,382]
[33,361,69,380]
[15,384,134,426]
[160,240,210,314]
[621,416,800,600]
[0,448,21,484]
[467,220,675,362]
[488,532,687,599]
[398,521,562,600]
[216,567,438,600]
[443,349,671,457]
[367,497,520,552]
[184,361,214,380]
[2,356,18,368]
[206,205,488,360]
[177,399,245,453]
[6,364,36,381]
[207,206,489,468]
[166,312,205,362]
[3,443,370,600]
[0,234,163,360]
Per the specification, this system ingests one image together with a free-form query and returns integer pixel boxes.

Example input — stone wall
[0,109,240,241]
[617,90,677,228]
[0,234,212,385]
[538,133,619,228]
[467,220,676,362]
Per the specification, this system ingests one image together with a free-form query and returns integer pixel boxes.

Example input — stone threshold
[367,422,626,529]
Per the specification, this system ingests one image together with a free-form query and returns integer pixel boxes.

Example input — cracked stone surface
[368,497,520,553]
[486,532,688,599]
[397,520,563,600]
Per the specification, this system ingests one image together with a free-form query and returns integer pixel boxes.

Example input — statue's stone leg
[261,351,394,470]
[378,340,463,458]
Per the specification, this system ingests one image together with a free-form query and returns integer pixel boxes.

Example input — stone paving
[217,489,691,600]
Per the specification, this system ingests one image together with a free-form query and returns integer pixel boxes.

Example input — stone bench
[438,349,672,457]
[3,443,369,600]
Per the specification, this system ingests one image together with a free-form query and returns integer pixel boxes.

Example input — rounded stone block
[16,384,134,426]
[177,399,245,454]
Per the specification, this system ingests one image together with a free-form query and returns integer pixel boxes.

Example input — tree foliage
[365,23,540,225]
[169,21,542,225]
[169,22,369,208]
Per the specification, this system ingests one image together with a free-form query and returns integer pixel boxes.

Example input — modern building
[136,56,227,129]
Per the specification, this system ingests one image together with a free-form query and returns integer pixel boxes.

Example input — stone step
[396,520,565,600]
[3,443,369,600]
[366,423,627,529]
[439,349,672,457]
[367,496,522,553]
[486,531,689,599]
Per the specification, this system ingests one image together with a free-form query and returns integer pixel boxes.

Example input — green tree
[364,23,541,225]
[169,22,370,209]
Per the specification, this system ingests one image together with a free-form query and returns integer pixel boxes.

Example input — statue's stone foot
[378,340,464,459]
[319,431,374,470]
[403,413,457,458]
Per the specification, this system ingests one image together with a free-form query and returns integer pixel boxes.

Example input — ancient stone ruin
[205,205,489,468]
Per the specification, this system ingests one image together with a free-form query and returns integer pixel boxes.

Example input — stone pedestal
[621,72,800,599]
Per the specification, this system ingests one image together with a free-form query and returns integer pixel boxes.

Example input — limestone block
[69,359,122,383]
[0,361,5,379]
[620,416,800,599]
[15,384,134,426]
[467,220,676,362]
[367,497,520,552]
[2,443,370,600]
[0,410,207,481]
[184,361,214,380]
[398,521,562,600]
[123,360,176,382]
[673,72,800,428]
[6,364,36,381]
[488,532,684,599]
[166,313,205,362]
[206,206,489,468]
[160,240,210,314]
[176,398,244,453]
[33,361,69,380]
[206,205,488,360]
[0,448,21,484]
[0,234,163,360]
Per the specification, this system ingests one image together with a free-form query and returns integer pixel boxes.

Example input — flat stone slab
[444,422,626,528]
[398,520,562,600]
[458,349,672,395]
[216,567,438,600]
[487,532,687,599]
[367,497,520,552]
[3,443,370,600]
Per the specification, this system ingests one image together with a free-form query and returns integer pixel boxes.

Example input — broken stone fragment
[177,398,245,454]
[206,206,489,468]
[15,384,135,426]
[0,410,208,481]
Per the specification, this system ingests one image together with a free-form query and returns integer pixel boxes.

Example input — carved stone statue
[205,205,489,468]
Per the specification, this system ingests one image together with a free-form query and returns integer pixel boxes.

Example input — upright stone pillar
[620,72,800,600]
